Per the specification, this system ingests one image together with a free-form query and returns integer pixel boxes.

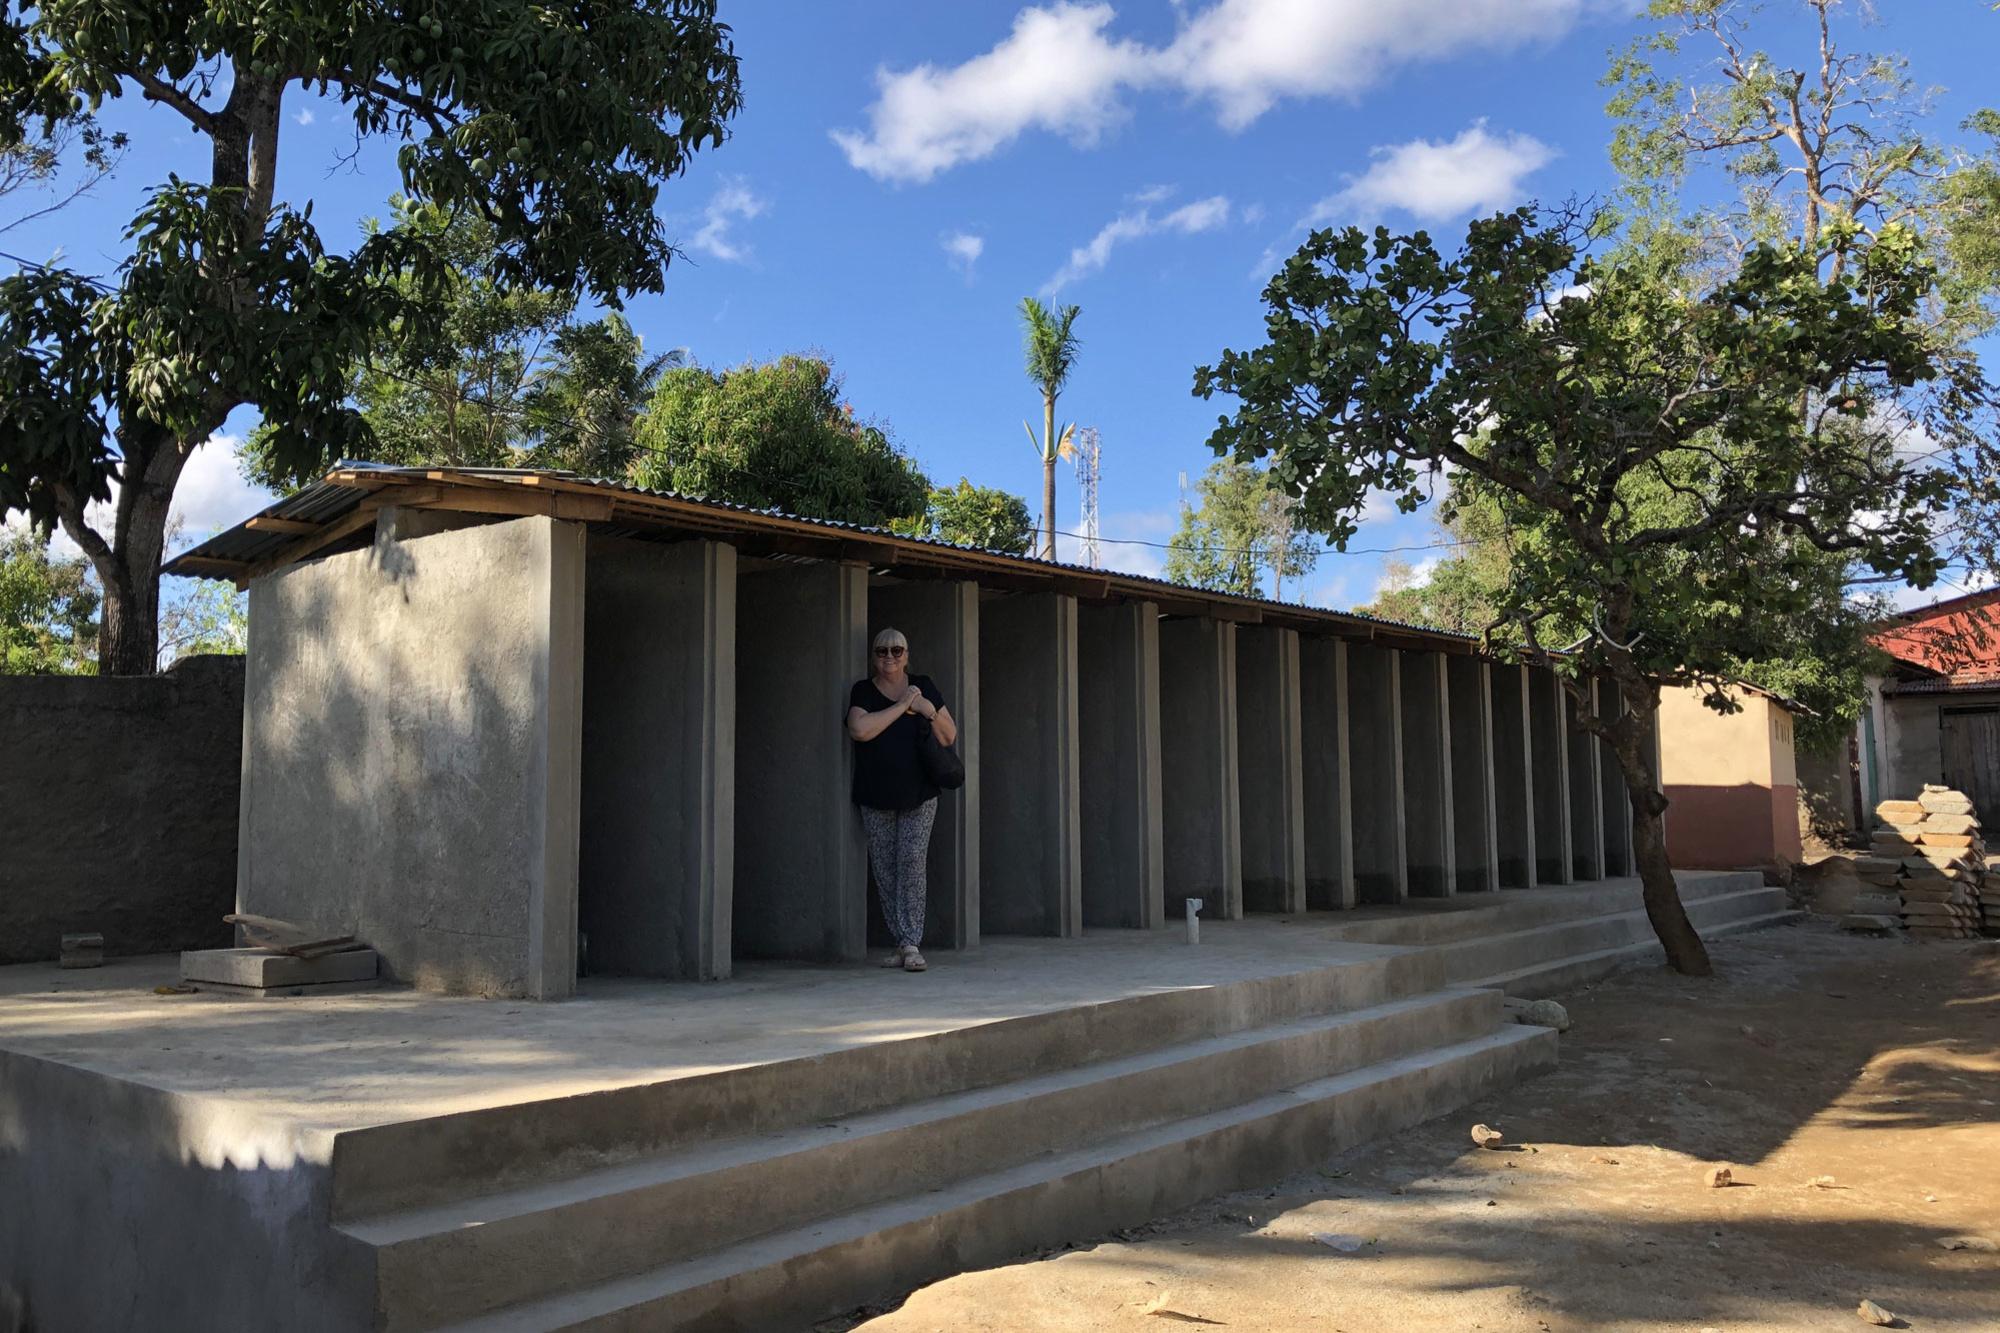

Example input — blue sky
[8,1,1998,611]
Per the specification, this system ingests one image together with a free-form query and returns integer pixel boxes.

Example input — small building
[1856,589,2000,828]
[1657,682,1803,870]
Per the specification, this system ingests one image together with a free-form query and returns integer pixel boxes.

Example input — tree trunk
[1041,392,1057,560]
[1606,686,1713,976]
[56,433,191,676]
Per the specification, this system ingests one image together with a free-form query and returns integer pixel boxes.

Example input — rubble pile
[1859,787,1987,940]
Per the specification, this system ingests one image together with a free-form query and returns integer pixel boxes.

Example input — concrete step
[1326,871,1765,948]
[1468,907,1804,998]
[330,946,1444,1222]
[438,1025,1559,1333]
[1434,885,1785,985]
[349,989,1503,1330]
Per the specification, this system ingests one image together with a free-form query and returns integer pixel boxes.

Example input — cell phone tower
[1072,426,1102,569]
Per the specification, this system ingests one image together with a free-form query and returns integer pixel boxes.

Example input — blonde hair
[871,627,909,668]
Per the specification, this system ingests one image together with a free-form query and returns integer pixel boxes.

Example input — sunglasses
[874,646,907,658]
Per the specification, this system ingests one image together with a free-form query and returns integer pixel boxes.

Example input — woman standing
[846,627,957,973]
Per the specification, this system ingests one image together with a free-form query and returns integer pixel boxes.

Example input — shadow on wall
[242,520,566,996]
[0,654,243,964]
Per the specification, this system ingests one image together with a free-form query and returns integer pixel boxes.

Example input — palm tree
[1017,297,1082,559]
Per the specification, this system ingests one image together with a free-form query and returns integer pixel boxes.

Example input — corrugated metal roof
[164,463,1480,648]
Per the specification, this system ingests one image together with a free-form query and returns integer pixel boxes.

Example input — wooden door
[1940,707,2000,829]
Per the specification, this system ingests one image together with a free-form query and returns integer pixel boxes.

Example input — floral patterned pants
[860,798,937,950]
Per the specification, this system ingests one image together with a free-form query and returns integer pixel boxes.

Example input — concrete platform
[0,871,1772,1332]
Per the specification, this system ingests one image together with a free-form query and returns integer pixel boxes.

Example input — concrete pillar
[1400,651,1455,897]
[870,580,981,949]
[734,560,868,962]
[1528,666,1574,885]
[1159,617,1243,921]
[1077,601,1165,930]
[979,592,1083,936]
[1598,681,1635,877]
[1446,656,1500,893]
[1236,626,1307,914]
[1346,643,1407,904]
[1300,635,1354,909]
[579,536,736,980]
[1567,679,1606,881]
[1488,663,1537,888]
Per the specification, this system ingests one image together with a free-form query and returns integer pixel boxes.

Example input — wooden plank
[168,554,251,576]
[244,505,380,580]
[244,516,322,535]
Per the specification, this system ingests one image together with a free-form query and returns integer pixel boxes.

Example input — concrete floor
[0,875,1708,1146]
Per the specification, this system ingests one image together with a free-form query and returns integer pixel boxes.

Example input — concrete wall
[0,655,242,965]
[1399,651,1454,898]
[1565,682,1605,880]
[1159,617,1242,921]
[870,580,982,949]
[1299,635,1353,909]
[1076,602,1164,930]
[1489,663,1537,888]
[1346,644,1407,904]
[1659,684,1805,870]
[238,515,584,999]
[1445,656,1500,893]
[979,592,1083,936]
[1235,627,1307,914]
[1527,667,1572,885]
[579,536,735,981]
[735,560,869,962]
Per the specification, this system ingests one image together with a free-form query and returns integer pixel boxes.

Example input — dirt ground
[841,921,2000,1333]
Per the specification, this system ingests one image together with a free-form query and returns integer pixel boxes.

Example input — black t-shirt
[849,674,948,811]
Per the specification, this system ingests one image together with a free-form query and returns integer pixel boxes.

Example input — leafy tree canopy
[1,524,97,674]
[1164,458,1318,601]
[631,355,931,529]
[1195,204,1988,973]
[0,0,741,672]
[924,479,1033,555]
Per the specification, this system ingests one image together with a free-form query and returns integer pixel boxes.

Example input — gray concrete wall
[1527,667,1573,885]
[870,580,982,949]
[238,515,585,999]
[579,536,735,981]
[1488,663,1537,888]
[1566,680,1606,881]
[0,655,242,965]
[1445,656,1500,893]
[1299,635,1353,910]
[735,560,869,962]
[0,1048,372,1333]
[1346,644,1407,904]
[1235,626,1306,914]
[1159,617,1243,921]
[1076,601,1164,930]
[1399,652,1455,898]
[979,593,1082,936]
[1596,681,1634,877]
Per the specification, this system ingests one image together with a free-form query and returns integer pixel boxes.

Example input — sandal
[881,945,913,968]
[902,950,927,973]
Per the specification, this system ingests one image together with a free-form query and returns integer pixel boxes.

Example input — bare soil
[840,921,2000,1332]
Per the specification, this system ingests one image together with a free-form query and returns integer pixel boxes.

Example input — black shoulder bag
[919,726,966,791]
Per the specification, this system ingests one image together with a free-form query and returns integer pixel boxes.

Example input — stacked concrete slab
[1866,788,1987,939]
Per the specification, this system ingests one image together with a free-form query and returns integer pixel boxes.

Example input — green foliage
[1195,205,1982,720]
[1,524,97,674]
[159,575,247,665]
[1018,296,1082,557]
[631,355,930,528]
[0,1,740,670]
[1163,458,1319,600]
[924,479,1033,554]
[242,202,678,489]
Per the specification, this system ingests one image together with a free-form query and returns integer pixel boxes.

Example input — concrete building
[164,464,1653,998]
[1657,682,1802,870]
[1850,590,2000,829]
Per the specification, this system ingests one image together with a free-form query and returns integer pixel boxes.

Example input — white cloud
[1315,121,1558,224]
[1054,507,1176,578]
[688,179,767,263]
[832,3,1146,184]
[834,1,1589,182]
[1131,183,1174,205]
[1044,194,1231,293]
[941,230,985,277]
[293,107,315,127]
